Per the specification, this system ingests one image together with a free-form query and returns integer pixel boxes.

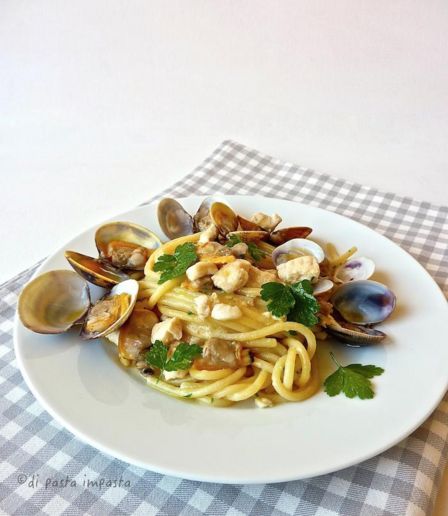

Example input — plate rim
[14,194,448,484]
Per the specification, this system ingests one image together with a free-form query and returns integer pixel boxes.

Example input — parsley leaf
[166,343,203,371]
[324,353,384,400]
[145,340,169,371]
[288,280,320,326]
[247,242,266,262]
[154,242,197,284]
[226,234,242,247]
[260,280,320,326]
[260,282,295,317]
[146,340,203,372]
[226,235,266,262]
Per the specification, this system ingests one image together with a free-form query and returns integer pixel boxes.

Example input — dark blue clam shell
[331,280,396,325]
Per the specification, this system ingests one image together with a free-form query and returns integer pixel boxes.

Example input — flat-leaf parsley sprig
[261,280,320,327]
[154,242,197,284]
[146,340,202,372]
[324,352,384,400]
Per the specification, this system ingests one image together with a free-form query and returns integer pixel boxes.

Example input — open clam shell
[210,202,239,236]
[313,278,334,296]
[236,215,263,231]
[269,227,312,245]
[18,270,90,334]
[331,280,396,326]
[193,197,214,232]
[272,238,325,266]
[95,222,161,271]
[65,251,129,288]
[325,318,386,346]
[81,279,139,339]
[157,198,194,239]
[334,257,375,283]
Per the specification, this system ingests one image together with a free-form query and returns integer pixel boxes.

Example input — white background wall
[1,1,447,511]
[2,0,447,284]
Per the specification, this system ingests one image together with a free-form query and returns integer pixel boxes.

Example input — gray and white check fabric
[1,140,447,516]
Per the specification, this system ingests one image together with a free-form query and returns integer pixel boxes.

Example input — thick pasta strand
[180,368,247,398]
[133,233,321,407]
[285,337,312,387]
[148,277,183,308]
[214,371,270,401]
[272,356,319,401]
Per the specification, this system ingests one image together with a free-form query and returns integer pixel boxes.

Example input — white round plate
[14,196,448,484]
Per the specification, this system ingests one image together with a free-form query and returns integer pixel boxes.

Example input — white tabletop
[2,1,447,513]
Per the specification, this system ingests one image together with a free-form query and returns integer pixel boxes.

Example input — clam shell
[237,215,263,231]
[95,222,161,270]
[210,202,238,235]
[81,279,139,339]
[313,278,334,296]
[334,257,375,283]
[65,251,129,288]
[157,198,194,239]
[272,238,325,266]
[269,227,312,245]
[331,280,396,325]
[325,318,386,346]
[18,270,90,334]
[193,197,214,232]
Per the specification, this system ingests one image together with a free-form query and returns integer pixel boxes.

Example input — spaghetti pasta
[106,200,376,408]
[124,229,321,407]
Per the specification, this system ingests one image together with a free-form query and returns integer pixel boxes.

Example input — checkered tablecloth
[1,140,447,516]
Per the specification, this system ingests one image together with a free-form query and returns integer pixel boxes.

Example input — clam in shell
[81,279,139,339]
[269,227,312,245]
[157,198,194,239]
[272,238,325,266]
[95,222,161,271]
[18,270,90,334]
[325,317,386,346]
[65,250,129,288]
[331,280,396,326]
[210,202,239,236]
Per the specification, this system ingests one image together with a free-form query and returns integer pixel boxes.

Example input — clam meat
[272,238,325,266]
[81,279,139,339]
[95,222,162,271]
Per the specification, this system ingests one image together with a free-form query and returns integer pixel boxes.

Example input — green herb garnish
[260,282,295,318]
[324,353,384,400]
[260,280,320,326]
[146,340,202,372]
[226,234,266,262]
[225,234,242,248]
[154,242,197,284]
[288,280,320,327]
[247,242,266,262]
